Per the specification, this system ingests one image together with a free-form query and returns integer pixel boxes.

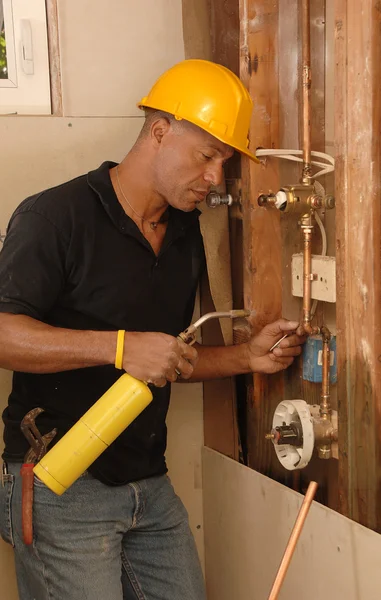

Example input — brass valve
[258,184,335,214]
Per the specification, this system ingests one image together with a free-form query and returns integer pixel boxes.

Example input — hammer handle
[21,463,34,545]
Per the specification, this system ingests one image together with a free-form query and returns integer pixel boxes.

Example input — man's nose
[204,162,224,187]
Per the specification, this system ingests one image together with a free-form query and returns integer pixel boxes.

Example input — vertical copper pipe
[320,326,331,419]
[302,224,313,323]
[301,215,319,335]
[302,0,312,182]
[300,0,318,334]
[268,481,318,600]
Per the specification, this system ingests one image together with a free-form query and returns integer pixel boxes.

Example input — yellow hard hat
[138,59,259,163]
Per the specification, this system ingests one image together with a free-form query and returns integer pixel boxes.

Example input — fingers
[168,339,198,381]
[281,333,307,347]
[272,333,306,351]
[147,377,168,388]
[166,355,196,382]
[151,341,198,386]
[178,340,198,366]
[264,320,306,357]
[174,356,194,380]
[123,331,198,385]
[278,319,300,333]
[272,345,302,358]
[269,354,294,368]
[264,319,300,337]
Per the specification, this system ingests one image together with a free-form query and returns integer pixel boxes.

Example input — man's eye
[201,153,213,160]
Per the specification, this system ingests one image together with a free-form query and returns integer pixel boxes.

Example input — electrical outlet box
[302,335,337,383]
[291,254,336,302]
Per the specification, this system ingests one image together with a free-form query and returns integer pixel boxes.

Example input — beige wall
[0,2,204,598]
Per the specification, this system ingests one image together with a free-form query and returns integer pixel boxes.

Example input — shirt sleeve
[0,210,67,320]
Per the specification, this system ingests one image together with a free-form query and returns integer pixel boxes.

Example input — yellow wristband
[115,330,125,370]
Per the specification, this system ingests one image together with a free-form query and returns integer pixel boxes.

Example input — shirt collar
[87,161,201,238]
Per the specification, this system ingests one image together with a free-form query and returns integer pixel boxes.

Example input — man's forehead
[205,141,234,157]
[197,131,234,157]
[182,119,234,156]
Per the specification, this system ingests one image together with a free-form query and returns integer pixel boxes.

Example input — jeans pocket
[33,474,48,488]
[0,474,15,547]
[33,469,91,491]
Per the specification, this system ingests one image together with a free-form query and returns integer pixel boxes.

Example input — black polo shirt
[0,161,205,485]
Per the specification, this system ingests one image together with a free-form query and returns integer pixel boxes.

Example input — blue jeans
[0,463,206,600]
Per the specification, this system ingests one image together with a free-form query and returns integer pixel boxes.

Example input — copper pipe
[302,224,313,324]
[301,215,319,335]
[268,481,318,600]
[301,0,312,182]
[320,326,331,420]
[318,326,333,458]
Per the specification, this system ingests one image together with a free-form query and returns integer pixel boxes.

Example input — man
[0,60,304,599]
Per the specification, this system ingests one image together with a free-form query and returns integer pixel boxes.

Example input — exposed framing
[45,0,62,116]
[335,0,381,531]
[191,0,381,531]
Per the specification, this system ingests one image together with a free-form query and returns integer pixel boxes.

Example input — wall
[203,447,381,600]
[0,2,204,598]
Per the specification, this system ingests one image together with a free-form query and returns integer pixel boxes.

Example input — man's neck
[110,154,168,223]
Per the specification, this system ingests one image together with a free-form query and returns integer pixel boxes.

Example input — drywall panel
[57,0,185,117]
[166,382,205,570]
[166,289,205,570]
[203,447,381,600]
[0,116,143,226]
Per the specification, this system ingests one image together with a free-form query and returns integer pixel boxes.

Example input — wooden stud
[45,0,63,116]
[335,0,381,531]
[198,0,241,461]
[239,0,288,479]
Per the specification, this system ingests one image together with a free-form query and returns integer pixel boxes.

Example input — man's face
[152,120,234,211]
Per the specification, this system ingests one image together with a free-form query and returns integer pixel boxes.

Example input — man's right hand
[122,332,198,387]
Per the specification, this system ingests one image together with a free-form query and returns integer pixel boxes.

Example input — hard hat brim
[138,99,260,164]
[235,145,260,164]
[195,122,260,163]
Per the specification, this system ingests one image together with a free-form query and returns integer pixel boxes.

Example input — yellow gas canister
[33,373,152,495]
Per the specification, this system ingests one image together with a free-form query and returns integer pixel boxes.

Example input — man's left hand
[247,319,306,374]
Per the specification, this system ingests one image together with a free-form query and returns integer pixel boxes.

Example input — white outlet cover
[291,254,336,303]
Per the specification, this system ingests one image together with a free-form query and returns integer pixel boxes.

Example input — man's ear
[151,117,171,147]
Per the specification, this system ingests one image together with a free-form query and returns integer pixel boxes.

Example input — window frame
[0,0,52,115]
[0,0,18,88]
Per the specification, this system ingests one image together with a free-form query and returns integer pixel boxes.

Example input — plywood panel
[239,0,287,480]
[182,0,240,462]
[209,0,240,76]
[335,0,381,531]
[57,0,185,117]
[276,0,339,509]
[237,0,340,508]
[203,447,381,600]
[182,0,212,60]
